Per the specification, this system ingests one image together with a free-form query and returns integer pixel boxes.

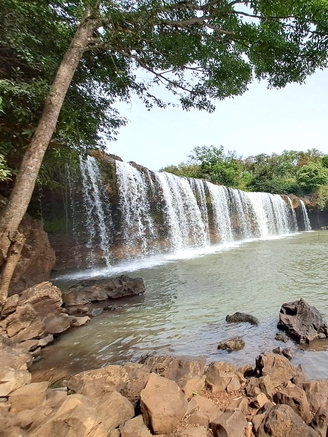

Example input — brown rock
[120,415,152,437]
[187,395,222,423]
[9,381,49,412]
[303,380,328,414]
[277,299,328,343]
[68,365,128,397]
[273,384,312,423]
[63,275,145,306]
[96,390,135,432]
[180,427,208,437]
[256,404,320,437]
[310,399,328,437]
[140,373,188,434]
[211,409,248,437]
[255,353,298,388]
[206,361,240,393]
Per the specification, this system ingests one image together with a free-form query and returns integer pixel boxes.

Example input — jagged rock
[9,381,49,413]
[96,390,135,432]
[68,365,129,397]
[303,380,328,414]
[282,348,295,360]
[273,384,312,423]
[277,299,328,343]
[62,275,145,307]
[275,332,289,343]
[211,409,248,437]
[120,415,152,437]
[255,353,299,388]
[26,394,105,437]
[0,337,32,396]
[217,337,245,352]
[206,362,241,393]
[226,312,259,325]
[187,395,223,423]
[141,355,206,397]
[2,208,56,295]
[256,404,320,437]
[310,399,328,437]
[140,373,188,434]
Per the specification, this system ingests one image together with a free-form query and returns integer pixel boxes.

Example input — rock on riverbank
[1,347,328,437]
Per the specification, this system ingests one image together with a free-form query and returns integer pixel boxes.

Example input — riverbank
[1,285,328,437]
[0,334,326,437]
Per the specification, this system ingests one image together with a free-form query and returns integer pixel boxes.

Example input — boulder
[62,275,145,307]
[141,355,206,397]
[68,365,129,398]
[3,209,56,296]
[310,399,328,437]
[140,373,188,434]
[303,380,328,414]
[226,312,259,325]
[205,362,241,393]
[273,384,312,423]
[277,299,328,343]
[255,353,299,388]
[120,415,152,437]
[217,337,245,352]
[187,395,223,423]
[180,427,208,437]
[9,381,49,413]
[0,337,32,396]
[256,404,320,437]
[211,409,248,437]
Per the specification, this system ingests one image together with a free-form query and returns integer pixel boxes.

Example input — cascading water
[300,200,312,231]
[72,158,312,268]
[79,156,112,267]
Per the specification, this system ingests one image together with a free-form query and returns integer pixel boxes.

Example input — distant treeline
[160,146,328,209]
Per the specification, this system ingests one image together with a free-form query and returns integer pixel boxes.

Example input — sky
[107,68,328,172]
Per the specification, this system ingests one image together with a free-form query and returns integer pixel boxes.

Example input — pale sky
[107,68,328,172]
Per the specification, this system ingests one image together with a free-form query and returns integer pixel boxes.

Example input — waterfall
[79,156,112,267]
[300,200,312,231]
[287,197,298,231]
[69,158,313,267]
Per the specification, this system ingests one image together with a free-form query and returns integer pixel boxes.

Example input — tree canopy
[2,0,328,181]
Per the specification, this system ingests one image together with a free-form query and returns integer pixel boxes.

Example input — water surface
[33,231,328,380]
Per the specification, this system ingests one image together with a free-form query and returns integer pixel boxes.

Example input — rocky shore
[1,279,328,437]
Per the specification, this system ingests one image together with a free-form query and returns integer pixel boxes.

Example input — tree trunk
[0,16,97,304]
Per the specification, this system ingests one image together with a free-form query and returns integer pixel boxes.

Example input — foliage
[2,0,328,191]
[296,161,328,192]
[162,146,328,196]
[0,155,11,182]
[316,185,328,211]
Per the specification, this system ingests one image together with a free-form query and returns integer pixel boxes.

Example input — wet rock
[211,409,248,437]
[226,312,259,325]
[217,336,245,352]
[282,348,295,360]
[278,299,328,343]
[62,275,145,307]
[272,346,283,355]
[140,373,188,434]
[275,332,289,343]
[256,404,320,437]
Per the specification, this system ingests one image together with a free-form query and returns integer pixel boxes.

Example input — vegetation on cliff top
[161,145,328,204]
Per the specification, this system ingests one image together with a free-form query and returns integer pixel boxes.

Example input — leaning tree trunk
[0,16,97,307]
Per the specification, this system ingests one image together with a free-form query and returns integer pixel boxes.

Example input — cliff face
[0,198,56,295]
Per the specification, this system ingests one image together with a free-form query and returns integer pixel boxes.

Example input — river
[32,230,328,381]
